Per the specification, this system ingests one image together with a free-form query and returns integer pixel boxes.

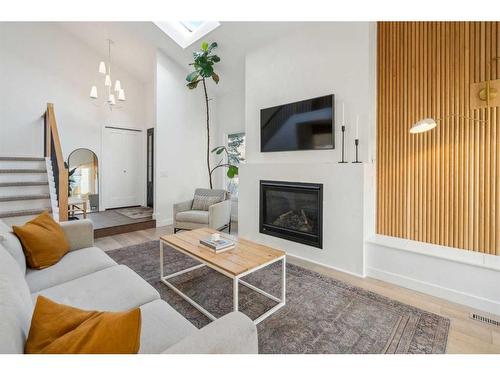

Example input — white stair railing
[45,157,60,221]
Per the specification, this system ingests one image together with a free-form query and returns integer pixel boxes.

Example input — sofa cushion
[139,299,197,354]
[176,210,209,224]
[32,265,160,312]
[13,211,69,269]
[26,247,117,293]
[59,220,94,251]
[164,312,258,354]
[0,245,34,353]
[26,296,141,354]
[0,219,26,274]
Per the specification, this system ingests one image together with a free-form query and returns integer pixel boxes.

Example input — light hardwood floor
[95,224,500,354]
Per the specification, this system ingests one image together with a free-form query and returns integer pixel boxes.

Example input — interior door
[103,127,143,209]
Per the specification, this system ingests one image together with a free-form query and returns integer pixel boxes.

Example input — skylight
[179,21,205,32]
[154,21,220,49]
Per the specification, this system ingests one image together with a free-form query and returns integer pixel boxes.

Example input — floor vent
[470,313,500,327]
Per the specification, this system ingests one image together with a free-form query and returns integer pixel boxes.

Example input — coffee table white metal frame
[159,239,286,324]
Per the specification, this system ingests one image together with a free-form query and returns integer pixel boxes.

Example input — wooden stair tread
[0,208,52,218]
[0,169,46,173]
[0,156,45,161]
[0,182,49,187]
[0,194,51,202]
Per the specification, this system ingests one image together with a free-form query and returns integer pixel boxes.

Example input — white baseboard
[367,266,500,316]
[156,218,173,227]
[287,253,366,278]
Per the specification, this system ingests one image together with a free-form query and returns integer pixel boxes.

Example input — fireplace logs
[273,209,314,233]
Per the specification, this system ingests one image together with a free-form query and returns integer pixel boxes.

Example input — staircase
[0,104,69,226]
[0,156,59,225]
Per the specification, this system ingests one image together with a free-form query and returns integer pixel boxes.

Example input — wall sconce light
[410,118,437,134]
[411,115,486,134]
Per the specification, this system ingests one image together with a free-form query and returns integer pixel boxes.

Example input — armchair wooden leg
[174,228,178,234]
[228,221,231,233]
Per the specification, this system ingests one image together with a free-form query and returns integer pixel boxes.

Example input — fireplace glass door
[260,180,323,248]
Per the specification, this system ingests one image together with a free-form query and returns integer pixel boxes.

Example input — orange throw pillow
[25,296,141,354]
[13,211,69,269]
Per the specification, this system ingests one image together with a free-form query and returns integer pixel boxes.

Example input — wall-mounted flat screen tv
[260,94,334,152]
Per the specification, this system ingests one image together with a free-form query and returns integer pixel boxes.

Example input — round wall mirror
[68,148,99,212]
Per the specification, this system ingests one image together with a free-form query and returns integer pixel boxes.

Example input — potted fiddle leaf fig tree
[186,41,224,189]
[210,146,239,180]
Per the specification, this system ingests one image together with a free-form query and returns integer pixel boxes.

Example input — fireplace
[260,180,323,248]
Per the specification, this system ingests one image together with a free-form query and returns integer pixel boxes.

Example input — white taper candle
[355,115,359,139]
[342,102,345,125]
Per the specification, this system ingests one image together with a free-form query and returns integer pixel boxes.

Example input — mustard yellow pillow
[25,296,141,354]
[13,211,69,269]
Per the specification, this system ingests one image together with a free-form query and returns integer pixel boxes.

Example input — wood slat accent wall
[377,22,500,255]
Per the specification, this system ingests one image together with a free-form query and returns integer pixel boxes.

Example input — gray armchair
[173,188,231,233]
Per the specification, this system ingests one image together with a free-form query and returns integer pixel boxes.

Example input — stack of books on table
[199,237,235,253]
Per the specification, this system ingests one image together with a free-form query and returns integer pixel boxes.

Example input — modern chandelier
[89,39,126,110]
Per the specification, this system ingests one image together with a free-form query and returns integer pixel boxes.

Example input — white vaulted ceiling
[57,21,307,94]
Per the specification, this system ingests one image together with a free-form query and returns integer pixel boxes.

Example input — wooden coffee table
[160,227,286,324]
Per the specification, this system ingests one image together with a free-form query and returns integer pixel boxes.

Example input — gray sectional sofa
[0,219,258,354]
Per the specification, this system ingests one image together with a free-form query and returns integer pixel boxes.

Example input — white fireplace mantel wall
[238,22,375,276]
[239,162,368,276]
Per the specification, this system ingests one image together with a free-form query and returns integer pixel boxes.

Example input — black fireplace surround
[260,180,323,248]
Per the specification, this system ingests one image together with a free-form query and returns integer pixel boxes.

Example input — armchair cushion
[193,188,227,202]
[173,199,193,214]
[191,195,222,211]
[176,210,209,224]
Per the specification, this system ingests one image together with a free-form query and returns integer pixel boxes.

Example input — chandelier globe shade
[90,86,98,99]
[98,61,106,74]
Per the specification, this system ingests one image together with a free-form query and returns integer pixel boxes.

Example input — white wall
[0,22,150,208]
[245,22,373,165]
[367,236,500,315]
[155,51,208,226]
[239,163,366,276]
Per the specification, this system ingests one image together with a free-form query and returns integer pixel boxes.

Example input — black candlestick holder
[338,125,347,163]
[352,139,361,163]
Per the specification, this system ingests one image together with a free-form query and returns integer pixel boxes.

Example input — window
[226,132,245,198]
[153,21,220,49]
[179,21,205,33]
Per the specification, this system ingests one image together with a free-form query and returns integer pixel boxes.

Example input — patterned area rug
[107,240,449,354]
[115,206,153,219]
